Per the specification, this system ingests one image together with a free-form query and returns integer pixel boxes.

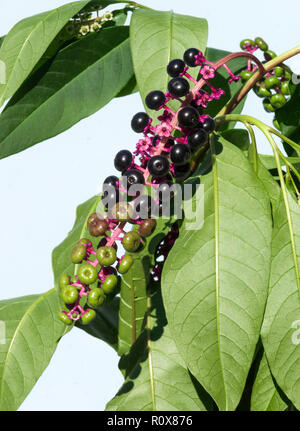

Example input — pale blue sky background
[0,0,299,411]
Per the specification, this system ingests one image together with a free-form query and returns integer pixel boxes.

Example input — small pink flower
[229,75,242,84]
[158,109,173,123]
[200,65,215,80]
[156,121,172,137]
[194,51,206,66]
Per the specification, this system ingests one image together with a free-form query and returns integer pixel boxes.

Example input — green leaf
[220,128,250,151]
[116,75,138,98]
[251,353,287,411]
[0,289,68,411]
[261,193,300,410]
[162,137,273,410]
[0,0,91,106]
[107,287,209,411]
[0,26,133,159]
[205,48,247,124]
[118,218,174,356]
[130,9,208,117]
[259,154,300,171]
[0,36,4,50]
[276,83,300,144]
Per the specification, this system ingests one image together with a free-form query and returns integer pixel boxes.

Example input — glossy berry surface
[103,175,119,189]
[59,274,70,289]
[58,312,72,325]
[78,263,98,285]
[183,48,200,67]
[122,169,145,189]
[167,59,185,77]
[96,246,117,266]
[178,106,199,128]
[201,116,216,134]
[145,90,166,110]
[81,309,96,325]
[131,112,150,133]
[87,213,108,237]
[102,274,118,294]
[71,244,87,264]
[255,86,272,98]
[148,155,170,178]
[264,50,277,61]
[254,37,268,51]
[114,150,133,172]
[139,219,157,238]
[240,39,255,49]
[281,81,290,96]
[188,128,208,152]
[240,71,253,81]
[88,287,105,307]
[168,77,190,98]
[123,231,141,252]
[265,76,280,90]
[118,255,134,274]
[61,285,78,305]
[170,143,191,166]
[270,94,286,109]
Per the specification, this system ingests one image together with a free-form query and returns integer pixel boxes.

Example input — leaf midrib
[1,32,130,146]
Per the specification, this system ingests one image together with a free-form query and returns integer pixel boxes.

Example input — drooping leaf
[0,0,91,106]
[261,193,300,410]
[130,9,208,117]
[116,75,138,98]
[0,289,68,411]
[220,128,250,151]
[162,137,273,410]
[204,48,247,122]
[0,26,133,159]
[251,353,287,411]
[107,287,209,411]
[118,218,174,356]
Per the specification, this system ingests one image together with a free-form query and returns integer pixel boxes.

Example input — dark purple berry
[184,48,200,67]
[148,155,170,178]
[131,112,150,133]
[151,135,160,147]
[178,106,199,128]
[168,77,190,98]
[114,150,132,172]
[102,186,119,209]
[122,168,145,189]
[103,175,119,190]
[167,59,185,77]
[188,128,208,152]
[201,116,216,134]
[145,90,166,110]
[170,143,191,166]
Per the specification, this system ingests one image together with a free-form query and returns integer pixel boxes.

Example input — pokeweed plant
[0,1,299,412]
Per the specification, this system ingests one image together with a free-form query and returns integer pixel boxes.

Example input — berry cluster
[239,37,293,112]
[58,46,246,326]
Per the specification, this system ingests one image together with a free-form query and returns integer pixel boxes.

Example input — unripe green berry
[77,263,98,285]
[254,37,268,51]
[61,285,79,305]
[240,39,255,49]
[59,274,70,289]
[284,70,292,80]
[102,275,118,294]
[263,98,276,113]
[81,309,96,325]
[71,244,87,264]
[281,81,290,96]
[270,93,286,109]
[274,66,284,77]
[264,50,277,61]
[58,312,72,325]
[240,71,253,81]
[88,287,105,308]
[118,255,134,274]
[122,231,141,252]
[96,246,117,266]
[256,86,272,98]
[265,76,281,89]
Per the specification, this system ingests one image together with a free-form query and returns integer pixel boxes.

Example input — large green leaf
[162,137,273,410]
[261,193,300,409]
[130,9,208,116]
[0,289,68,411]
[276,83,300,146]
[0,26,133,159]
[251,353,287,411]
[107,287,209,411]
[0,0,91,106]
[118,218,174,356]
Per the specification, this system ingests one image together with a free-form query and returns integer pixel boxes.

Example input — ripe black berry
[167,59,185,77]
[188,128,208,152]
[145,90,166,110]
[201,116,216,134]
[148,155,170,178]
[103,175,119,190]
[131,112,150,133]
[122,168,145,189]
[168,77,190,98]
[178,106,199,128]
[170,143,191,166]
[151,135,160,147]
[184,48,200,67]
[114,150,132,172]
[173,163,190,181]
